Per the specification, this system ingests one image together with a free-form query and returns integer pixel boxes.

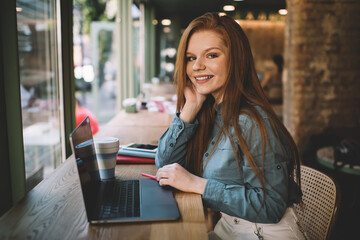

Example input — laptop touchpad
[141,179,176,206]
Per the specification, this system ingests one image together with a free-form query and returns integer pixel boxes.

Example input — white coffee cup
[94,137,119,179]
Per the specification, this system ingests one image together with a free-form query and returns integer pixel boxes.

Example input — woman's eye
[187,56,196,61]
[208,54,218,59]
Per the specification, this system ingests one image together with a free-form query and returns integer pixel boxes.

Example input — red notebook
[117,155,155,164]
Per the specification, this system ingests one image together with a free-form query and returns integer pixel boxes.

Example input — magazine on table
[116,155,155,164]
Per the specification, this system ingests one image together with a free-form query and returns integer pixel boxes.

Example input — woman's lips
[194,75,214,84]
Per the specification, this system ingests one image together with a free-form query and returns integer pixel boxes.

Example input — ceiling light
[152,19,158,25]
[278,9,288,15]
[161,19,171,26]
[16,7,22,12]
[218,12,226,17]
[223,5,235,11]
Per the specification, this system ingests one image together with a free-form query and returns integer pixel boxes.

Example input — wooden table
[0,110,208,239]
[95,109,174,145]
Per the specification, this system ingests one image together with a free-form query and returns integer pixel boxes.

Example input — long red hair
[174,13,301,197]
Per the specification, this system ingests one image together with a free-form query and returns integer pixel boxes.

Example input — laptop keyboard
[99,180,140,218]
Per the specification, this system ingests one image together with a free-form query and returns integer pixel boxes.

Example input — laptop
[69,116,180,224]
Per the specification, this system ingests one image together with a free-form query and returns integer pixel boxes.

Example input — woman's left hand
[156,163,207,194]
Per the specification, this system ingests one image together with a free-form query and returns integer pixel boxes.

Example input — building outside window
[73,0,141,126]
[16,0,64,190]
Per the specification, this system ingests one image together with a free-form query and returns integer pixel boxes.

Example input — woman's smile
[194,75,214,83]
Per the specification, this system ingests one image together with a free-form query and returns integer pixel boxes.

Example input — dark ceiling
[150,0,286,28]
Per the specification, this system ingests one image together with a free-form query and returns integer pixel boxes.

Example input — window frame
[0,0,75,216]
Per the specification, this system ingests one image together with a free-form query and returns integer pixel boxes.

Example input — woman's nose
[193,57,205,70]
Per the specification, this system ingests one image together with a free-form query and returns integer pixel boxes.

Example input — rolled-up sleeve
[155,113,198,168]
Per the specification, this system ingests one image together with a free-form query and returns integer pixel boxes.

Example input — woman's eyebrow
[186,47,223,55]
[204,47,223,52]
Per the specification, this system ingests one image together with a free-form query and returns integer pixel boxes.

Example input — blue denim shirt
[156,104,301,223]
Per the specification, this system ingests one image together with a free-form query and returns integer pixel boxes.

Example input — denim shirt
[156,104,301,223]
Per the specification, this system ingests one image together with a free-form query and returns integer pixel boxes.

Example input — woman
[155,13,305,239]
[261,54,284,103]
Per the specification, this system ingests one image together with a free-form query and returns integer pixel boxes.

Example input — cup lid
[94,137,119,149]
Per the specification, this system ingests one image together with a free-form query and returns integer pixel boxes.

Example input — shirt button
[277,165,281,169]
[170,143,174,147]
[211,141,215,145]
[205,153,209,157]
[179,126,183,129]
[234,218,239,224]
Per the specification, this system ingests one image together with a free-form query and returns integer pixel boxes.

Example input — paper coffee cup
[94,137,119,179]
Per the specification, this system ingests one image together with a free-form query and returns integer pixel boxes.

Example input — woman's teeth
[195,75,213,80]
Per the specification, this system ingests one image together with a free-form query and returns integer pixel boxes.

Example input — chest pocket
[204,144,244,184]
[203,131,245,183]
[242,160,288,190]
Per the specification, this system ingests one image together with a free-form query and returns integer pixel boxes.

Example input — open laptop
[69,116,180,224]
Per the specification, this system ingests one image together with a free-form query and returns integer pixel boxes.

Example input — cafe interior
[1,0,359,239]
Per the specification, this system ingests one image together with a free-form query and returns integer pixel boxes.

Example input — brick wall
[239,20,285,76]
[284,0,360,153]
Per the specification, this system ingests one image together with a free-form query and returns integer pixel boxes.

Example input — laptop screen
[70,116,93,158]
[69,116,100,219]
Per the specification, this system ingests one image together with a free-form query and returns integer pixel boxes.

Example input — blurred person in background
[75,97,99,134]
[261,54,284,104]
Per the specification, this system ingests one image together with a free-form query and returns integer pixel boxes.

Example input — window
[73,0,118,126]
[16,0,64,190]
[73,1,141,127]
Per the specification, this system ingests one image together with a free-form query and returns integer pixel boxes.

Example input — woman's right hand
[180,82,207,123]
[184,83,207,108]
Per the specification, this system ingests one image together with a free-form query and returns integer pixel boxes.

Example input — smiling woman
[155,12,306,239]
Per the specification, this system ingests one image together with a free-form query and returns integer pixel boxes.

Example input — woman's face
[186,30,229,102]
